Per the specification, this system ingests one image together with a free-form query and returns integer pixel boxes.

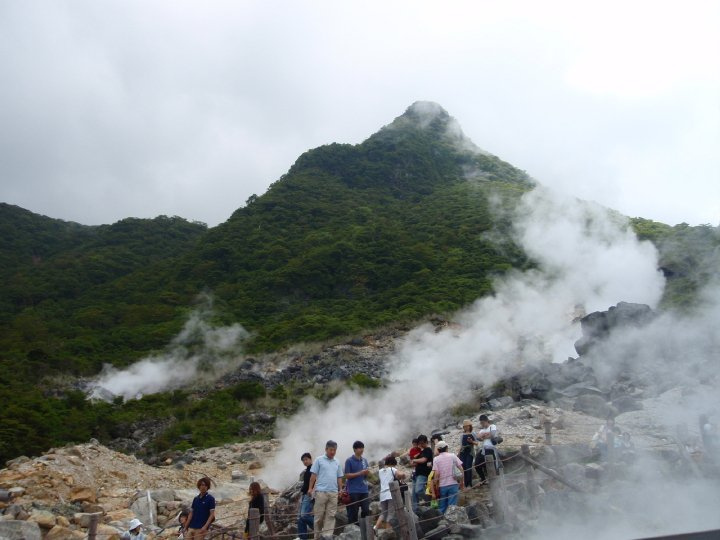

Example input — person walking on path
[459,419,478,488]
[344,441,370,525]
[184,477,216,539]
[409,434,433,513]
[308,440,344,540]
[297,452,315,540]
[431,441,464,514]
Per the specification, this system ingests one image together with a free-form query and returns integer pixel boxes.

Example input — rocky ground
[1,302,716,539]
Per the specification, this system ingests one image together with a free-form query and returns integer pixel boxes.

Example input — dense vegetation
[0,103,716,464]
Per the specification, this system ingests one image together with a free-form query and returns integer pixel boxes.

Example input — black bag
[491,436,503,445]
[392,469,408,500]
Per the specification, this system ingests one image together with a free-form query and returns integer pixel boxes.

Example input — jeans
[297,494,314,540]
[313,491,338,539]
[460,452,474,487]
[438,484,459,514]
[412,475,428,513]
[345,492,369,525]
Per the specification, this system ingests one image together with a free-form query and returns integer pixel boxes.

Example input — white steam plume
[264,186,665,487]
[521,281,720,538]
[89,297,249,401]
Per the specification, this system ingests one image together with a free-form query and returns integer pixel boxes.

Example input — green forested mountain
[0,102,716,463]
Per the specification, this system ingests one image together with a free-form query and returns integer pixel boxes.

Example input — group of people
[122,416,502,540]
[297,415,502,539]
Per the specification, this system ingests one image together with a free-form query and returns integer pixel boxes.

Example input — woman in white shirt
[374,456,406,531]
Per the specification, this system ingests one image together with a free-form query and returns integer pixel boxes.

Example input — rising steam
[263,186,666,487]
[89,296,249,401]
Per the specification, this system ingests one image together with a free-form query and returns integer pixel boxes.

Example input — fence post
[485,454,505,524]
[544,420,553,445]
[361,515,375,540]
[521,445,538,515]
[248,507,260,540]
[88,513,99,540]
[262,492,276,537]
[389,481,417,540]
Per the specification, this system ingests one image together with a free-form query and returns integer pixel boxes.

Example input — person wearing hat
[430,441,464,514]
[459,419,479,488]
[121,518,147,540]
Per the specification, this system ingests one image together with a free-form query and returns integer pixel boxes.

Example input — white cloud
[0,1,718,226]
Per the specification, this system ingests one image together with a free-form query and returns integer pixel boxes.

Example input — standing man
[308,440,343,540]
[184,477,215,539]
[344,441,370,525]
[409,434,433,513]
[474,415,499,483]
[297,452,315,540]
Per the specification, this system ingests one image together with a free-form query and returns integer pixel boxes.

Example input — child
[177,510,189,539]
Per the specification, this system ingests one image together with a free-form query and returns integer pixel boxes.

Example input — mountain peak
[380,101,486,155]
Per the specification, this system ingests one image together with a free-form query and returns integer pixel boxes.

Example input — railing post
[521,444,538,515]
[485,454,505,524]
[248,507,260,540]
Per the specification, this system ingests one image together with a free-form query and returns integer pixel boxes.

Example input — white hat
[436,441,448,450]
[129,518,143,530]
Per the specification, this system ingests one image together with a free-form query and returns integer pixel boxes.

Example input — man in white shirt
[473,415,498,483]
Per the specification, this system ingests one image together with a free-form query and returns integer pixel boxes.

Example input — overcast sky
[1,1,718,227]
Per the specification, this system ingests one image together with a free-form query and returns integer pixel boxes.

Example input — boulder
[488,397,514,410]
[28,509,56,529]
[443,505,469,526]
[425,522,451,540]
[70,486,97,504]
[339,524,362,540]
[574,394,613,418]
[96,523,122,540]
[45,525,86,539]
[130,494,158,526]
[73,512,102,528]
[149,488,176,502]
[612,395,643,413]
[0,520,42,540]
[415,506,442,534]
[376,528,398,540]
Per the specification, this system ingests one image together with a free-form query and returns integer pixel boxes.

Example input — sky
[0,0,718,228]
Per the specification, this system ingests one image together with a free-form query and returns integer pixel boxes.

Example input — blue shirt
[189,492,216,529]
[310,454,343,492]
[344,455,369,494]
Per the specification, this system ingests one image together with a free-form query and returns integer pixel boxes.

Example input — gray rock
[416,506,442,533]
[0,490,9,503]
[612,395,643,413]
[574,394,613,418]
[149,488,176,502]
[338,524,362,540]
[0,520,42,540]
[443,505,469,525]
[4,456,29,468]
[488,397,514,410]
[376,528,398,540]
[130,494,158,526]
[2,505,23,519]
[456,523,484,537]
[425,522,451,540]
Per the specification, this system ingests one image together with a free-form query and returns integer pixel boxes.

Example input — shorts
[380,500,393,521]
